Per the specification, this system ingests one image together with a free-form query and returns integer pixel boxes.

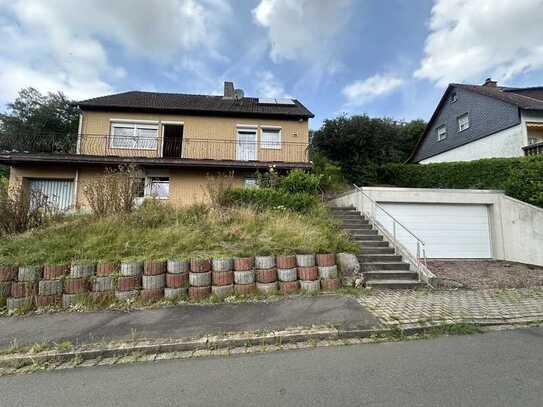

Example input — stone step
[363,271,419,281]
[350,229,379,237]
[337,217,367,223]
[365,279,425,289]
[329,207,356,211]
[363,262,411,271]
[359,254,403,262]
[359,247,395,254]
[356,241,389,248]
[343,225,373,232]
[351,234,383,242]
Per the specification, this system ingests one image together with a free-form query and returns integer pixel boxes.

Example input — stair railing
[352,184,429,278]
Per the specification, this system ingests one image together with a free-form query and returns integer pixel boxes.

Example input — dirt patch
[428,260,543,289]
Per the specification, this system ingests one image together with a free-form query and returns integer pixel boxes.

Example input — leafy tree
[311,115,425,185]
[0,87,79,153]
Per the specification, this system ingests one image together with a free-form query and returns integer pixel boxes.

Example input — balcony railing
[0,133,309,163]
[523,142,543,156]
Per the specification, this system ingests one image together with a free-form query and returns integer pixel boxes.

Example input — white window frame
[244,178,258,189]
[436,125,447,141]
[147,176,170,199]
[457,113,470,132]
[260,126,282,150]
[110,121,159,150]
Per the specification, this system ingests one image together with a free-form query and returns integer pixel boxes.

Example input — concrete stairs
[331,206,424,289]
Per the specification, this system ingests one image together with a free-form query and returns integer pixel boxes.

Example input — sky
[1,0,543,129]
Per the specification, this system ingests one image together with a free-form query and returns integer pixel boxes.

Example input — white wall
[331,187,543,266]
[420,125,523,164]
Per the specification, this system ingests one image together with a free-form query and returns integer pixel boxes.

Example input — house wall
[521,110,543,145]
[79,111,309,163]
[419,125,523,163]
[413,86,521,162]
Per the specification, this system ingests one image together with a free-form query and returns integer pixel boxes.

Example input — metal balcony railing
[523,142,543,156]
[0,133,310,163]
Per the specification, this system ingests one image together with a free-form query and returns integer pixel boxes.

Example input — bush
[278,168,320,194]
[378,156,543,207]
[222,188,318,212]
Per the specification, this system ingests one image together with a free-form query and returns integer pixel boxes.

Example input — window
[457,113,470,132]
[436,125,447,141]
[149,177,170,199]
[244,178,258,189]
[450,92,457,103]
[260,127,281,149]
[110,122,158,150]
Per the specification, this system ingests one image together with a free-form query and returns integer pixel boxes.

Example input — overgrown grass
[0,201,357,265]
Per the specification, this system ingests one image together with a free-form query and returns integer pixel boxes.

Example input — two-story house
[409,79,543,163]
[0,82,313,210]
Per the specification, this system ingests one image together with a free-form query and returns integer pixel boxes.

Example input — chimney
[223,81,235,98]
[483,78,497,87]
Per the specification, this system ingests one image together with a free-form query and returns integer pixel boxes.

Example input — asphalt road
[2,326,543,407]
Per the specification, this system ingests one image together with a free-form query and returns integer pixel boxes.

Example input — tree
[311,115,426,185]
[0,87,80,153]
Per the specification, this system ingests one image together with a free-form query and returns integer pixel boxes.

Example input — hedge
[222,188,318,212]
[378,156,543,208]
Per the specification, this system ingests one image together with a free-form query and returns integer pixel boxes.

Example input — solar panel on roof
[258,98,277,104]
[275,98,296,105]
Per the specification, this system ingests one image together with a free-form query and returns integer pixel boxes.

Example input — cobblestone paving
[359,288,543,327]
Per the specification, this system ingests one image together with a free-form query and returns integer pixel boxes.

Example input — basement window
[457,113,470,132]
[436,125,447,142]
[260,127,282,149]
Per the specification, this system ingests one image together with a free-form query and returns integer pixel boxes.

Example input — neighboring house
[409,79,543,164]
[0,82,313,210]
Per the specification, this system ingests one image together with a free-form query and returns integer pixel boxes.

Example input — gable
[411,86,520,162]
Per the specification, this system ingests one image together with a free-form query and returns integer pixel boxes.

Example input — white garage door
[29,179,74,212]
[376,203,492,259]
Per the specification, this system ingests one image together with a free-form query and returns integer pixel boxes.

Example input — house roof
[407,83,543,162]
[77,91,314,120]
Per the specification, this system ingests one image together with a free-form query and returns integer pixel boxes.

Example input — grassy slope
[0,165,7,180]
[0,202,357,265]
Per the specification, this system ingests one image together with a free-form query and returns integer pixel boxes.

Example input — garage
[376,203,492,259]
[28,179,74,212]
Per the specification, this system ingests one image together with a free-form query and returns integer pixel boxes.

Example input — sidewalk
[0,295,382,348]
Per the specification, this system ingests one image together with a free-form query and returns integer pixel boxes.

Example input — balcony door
[236,127,257,161]
[162,124,183,158]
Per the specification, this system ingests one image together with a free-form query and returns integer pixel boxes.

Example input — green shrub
[278,168,320,194]
[222,187,318,212]
[378,156,543,207]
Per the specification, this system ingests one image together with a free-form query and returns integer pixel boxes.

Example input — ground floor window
[28,178,74,212]
[148,177,170,198]
[244,178,258,189]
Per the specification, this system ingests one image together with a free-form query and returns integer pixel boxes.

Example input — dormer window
[450,92,457,103]
[436,125,447,141]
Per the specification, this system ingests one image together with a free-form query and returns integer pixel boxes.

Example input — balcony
[0,133,309,164]
[523,142,543,156]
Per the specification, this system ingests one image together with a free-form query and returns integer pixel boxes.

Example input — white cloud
[254,71,291,98]
[253,0,351,64]
[342,74,404,106]
[0,0,231,104]
[415,0,543,86]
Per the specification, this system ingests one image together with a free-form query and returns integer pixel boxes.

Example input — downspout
[76,113,83,154]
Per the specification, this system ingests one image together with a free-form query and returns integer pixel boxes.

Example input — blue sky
[1,0,543,129]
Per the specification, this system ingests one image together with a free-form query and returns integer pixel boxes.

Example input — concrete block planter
[279,280,299,294]
[189,271,211,287]
[318,265,338,280]
[256,281,278,295]
[316,253,336,267]
[166,272,189,288]
[18,266,42,282]
[96,262,118,277]
[92,276,114,292]
[212,258,234,272]
[234,270,255,285]
[234,257,254,271]
[255,268,277,284]
[300,280,320,293]
[115,290,139,301]
[70,263,96,278]
[144,260,166,276]
[277,268,297,282]
[255,256,275,270]
[0,281,11,298]
[11,282,35,298]
[298,266,318,281]
[276,255,296,269]
[120,261,143,277]
[7,296,33,311]
[234,283,256,295]
[167,259,190,274]
[63,278,88,294]
[212,284,234,299]
[36,294,62,307]
[189,286,211,300]
[117,276,140,291]
[38,279,63,296]
[212,270,234,286]
[164,287,188,299]
[43,265,68,280]
[0,266,17,282]
[321,278,341,291]
[62,293,86,307]
[190,259,211,273]
[142,274,166,290]
[140,288,164,301]
[89,291,114,302]
[296,254,315,267]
